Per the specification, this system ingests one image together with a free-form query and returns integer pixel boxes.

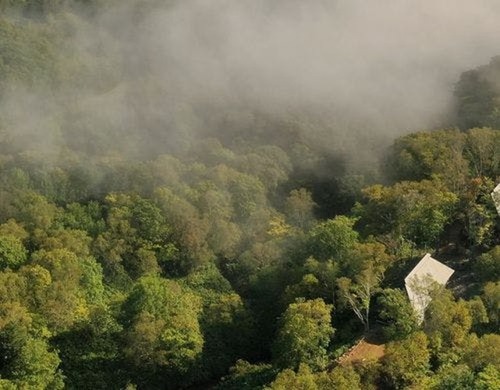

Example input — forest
[0,1,499,389]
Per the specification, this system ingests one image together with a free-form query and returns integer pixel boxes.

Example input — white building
[492,183,500,216]
[405,253,454,323]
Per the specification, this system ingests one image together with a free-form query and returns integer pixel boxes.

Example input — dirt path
[337,338,385,365]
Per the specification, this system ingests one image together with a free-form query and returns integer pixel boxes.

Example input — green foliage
[283,273,322,305]
[352,359,382,390]
[464,128,500,178]
[335,243,391,331]
[272,298,334,371]
[0,271,27,308]
[455,56,500,130]
[463,177,499,247]
[93,193,178,283]
[79,256,106,304]
[385,128,500,228]
[31,248,91,332]
[316,365,362,390]
[0,234,27,269]
[0,305,63,389]
[424,290,473,366]
[182,265,257,382]
[11,191,60,233]
[216,360,277,390]
[284,188,317,230]
[0,18,58,88]
[154,187,212,273]
[0,219,29,242]
[387,129,469,191]
[482,281,500,328]
[266,364,318,390]
[196,293,255,379]
[476,246,500,283]
[183,263,233,294]
[306,216,359,261]
[40,228,91,257]
[299,257,339,302]
[466,296,489,331]
[7,335,64,389]
[0,7,497,388]
[344,241,393,278]
[463,333,500,371]
[382,332,431,389]
[356,179,458,247]
[377,288,419,341]
[430,364,475,390]
[475,364,500,390]
[121,275,203,386]
[53,308,125,390]
[239,145,292,190]
[59,201,105,237]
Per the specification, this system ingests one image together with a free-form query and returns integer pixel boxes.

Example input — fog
[103,0,500,153]
[3,0,500,167]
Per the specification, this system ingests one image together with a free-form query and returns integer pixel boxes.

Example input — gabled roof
[405,253,454,322]
[492,183,500,216]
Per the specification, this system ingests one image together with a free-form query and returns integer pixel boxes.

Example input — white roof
[492,183,500,216]
[405,253,454,322]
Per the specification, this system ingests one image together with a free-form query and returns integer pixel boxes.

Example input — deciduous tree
[272,298,334,371]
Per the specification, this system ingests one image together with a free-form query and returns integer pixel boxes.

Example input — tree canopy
[0,2,498,388]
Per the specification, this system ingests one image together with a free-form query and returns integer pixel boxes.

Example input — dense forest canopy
[0,1,499,389]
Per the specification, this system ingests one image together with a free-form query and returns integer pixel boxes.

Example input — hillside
[0,1,498,389]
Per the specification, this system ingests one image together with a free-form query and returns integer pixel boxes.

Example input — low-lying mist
[1,0,500,170]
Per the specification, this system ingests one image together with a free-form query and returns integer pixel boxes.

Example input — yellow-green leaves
[272,298,334,371]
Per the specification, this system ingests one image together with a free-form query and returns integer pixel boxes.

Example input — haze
[3,0,500,166]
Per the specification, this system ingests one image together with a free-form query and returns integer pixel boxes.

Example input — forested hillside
[0,1,499,389]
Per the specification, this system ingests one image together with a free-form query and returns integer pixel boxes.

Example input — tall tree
[337,261,384,332]
[272,298,334,371]
[284,188,317,230]
[0,234,27,270]
[382,332,430,389]
[121,275,203,387]
[306,216,359,262]
[377,288,419,341]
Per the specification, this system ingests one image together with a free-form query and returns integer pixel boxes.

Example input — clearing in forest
[337,339,385,365]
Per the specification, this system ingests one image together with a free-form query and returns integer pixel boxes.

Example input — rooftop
[492,183,500,216]
[405,253,454,322]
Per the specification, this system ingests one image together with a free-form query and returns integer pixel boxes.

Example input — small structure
[492,183,500,216]
[405,253,454,322]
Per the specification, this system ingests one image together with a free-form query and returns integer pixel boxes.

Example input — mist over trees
[0,0,499,389]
